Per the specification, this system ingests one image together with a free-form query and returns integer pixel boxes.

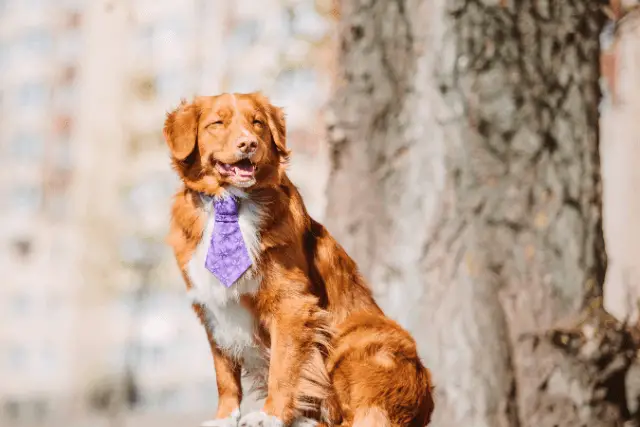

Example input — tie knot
[213,196,240,221]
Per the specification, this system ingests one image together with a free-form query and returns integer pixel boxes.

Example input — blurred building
[0,0,85,424]
[0,0,335,425]
[602,9,640,324]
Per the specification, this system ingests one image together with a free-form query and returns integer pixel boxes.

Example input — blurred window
[40,347,57,373]
[17,82,47,108]
[131,24,154,60]
[10,293,30,316]
[226,20,259,53]
[7,345,27,370]
[11,133,44,161]
[0,43,6,72]
[155,70,184,101]
[156,19,182,41]
[22,29,52,55]
[12,185,42,214]
[7,28,52,66]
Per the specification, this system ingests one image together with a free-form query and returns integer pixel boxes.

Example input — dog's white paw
[201,409,240,427]
[238,411,283,427]
[291,417,318,427]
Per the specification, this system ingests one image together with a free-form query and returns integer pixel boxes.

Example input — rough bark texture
[326,1,636,426]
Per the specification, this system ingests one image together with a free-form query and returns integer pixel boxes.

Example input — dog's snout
[237,138,258,154]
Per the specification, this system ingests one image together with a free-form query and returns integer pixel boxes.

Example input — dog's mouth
[215,158,256,182]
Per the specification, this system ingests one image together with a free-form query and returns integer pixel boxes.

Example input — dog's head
[163,92,288,194]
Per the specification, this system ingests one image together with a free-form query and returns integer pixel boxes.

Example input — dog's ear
[163,99,199,161]
[266,103,290,162]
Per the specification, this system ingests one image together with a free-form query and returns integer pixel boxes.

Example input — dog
[164,92,434,427]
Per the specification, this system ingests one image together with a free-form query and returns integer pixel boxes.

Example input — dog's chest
[186,197,264,365]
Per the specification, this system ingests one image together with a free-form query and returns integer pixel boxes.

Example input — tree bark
[326,1,634,426]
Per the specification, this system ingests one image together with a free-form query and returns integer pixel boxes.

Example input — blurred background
[0,0,335,426]
[1,1,640,427]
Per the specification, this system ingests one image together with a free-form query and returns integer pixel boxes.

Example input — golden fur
[164,93,434,426]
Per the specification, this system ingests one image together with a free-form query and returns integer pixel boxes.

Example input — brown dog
[164,93,434,427]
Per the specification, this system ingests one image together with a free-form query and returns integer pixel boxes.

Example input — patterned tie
[204,196,252,287]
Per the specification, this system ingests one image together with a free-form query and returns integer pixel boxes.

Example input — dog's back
[304,219,434,426]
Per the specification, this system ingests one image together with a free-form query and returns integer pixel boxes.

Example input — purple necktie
[204,196,252,287]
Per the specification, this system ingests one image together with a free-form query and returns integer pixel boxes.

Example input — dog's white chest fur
[186,194,265,371]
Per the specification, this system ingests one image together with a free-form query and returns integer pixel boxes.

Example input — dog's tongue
[232,160,255,178]
[216,160,255,178]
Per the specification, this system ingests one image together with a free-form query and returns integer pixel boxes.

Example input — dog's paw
[201,409,240,427]
[238,411,283,427]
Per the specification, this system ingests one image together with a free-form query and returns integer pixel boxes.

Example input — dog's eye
[253,119,264,129]
[208,120,223,128]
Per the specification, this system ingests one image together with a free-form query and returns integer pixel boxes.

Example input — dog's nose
[237,139,257,154]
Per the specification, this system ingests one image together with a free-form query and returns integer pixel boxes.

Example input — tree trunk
[326,1,634,426]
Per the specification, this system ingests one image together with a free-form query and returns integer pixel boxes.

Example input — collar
[198,188,248,209]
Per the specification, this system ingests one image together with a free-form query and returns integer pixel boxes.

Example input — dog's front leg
[239,273,329,427]
[194,304,243,427]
